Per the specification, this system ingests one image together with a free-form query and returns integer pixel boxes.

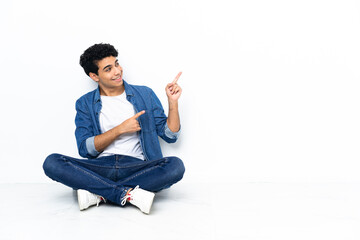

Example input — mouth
[113,75,122,82]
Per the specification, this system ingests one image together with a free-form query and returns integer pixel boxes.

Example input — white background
[0,0,359,184]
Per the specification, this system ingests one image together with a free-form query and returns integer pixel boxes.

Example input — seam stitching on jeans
[117,165,161,184]
[61,155,115,169]
[67,161,119,189]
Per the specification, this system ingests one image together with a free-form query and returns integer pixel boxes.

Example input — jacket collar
[123,80,134,97]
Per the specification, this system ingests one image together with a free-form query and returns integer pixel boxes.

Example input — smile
[113,76,122,81]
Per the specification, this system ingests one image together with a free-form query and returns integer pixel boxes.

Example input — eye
[105,67,111,72]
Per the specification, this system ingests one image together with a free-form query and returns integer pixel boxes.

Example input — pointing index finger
[133,110,145,119]
[172,72,182,84]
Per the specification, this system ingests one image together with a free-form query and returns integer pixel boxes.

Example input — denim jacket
[75,80,180,160]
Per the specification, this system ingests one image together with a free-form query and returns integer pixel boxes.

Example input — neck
[99,85,125,96]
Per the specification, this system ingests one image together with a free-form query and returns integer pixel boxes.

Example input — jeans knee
[43,153,63,177]
[168,156,185,181]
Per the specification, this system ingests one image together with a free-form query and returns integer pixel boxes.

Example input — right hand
[118,110,146,134]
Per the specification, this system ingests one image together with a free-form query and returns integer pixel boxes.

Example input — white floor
[1,181,360,240]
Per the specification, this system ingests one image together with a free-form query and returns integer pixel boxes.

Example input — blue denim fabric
[75,80,180,160]
[43,153,185,206]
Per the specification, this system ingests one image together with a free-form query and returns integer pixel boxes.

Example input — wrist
[116,124,124,136]
[168,100,178,110]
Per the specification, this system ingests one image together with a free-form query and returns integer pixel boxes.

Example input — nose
[115,65,122,75]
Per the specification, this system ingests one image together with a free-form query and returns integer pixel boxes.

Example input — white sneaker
[77,189,105,211]
[121,186,155,214]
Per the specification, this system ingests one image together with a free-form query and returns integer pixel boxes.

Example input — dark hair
[79,43,118,76]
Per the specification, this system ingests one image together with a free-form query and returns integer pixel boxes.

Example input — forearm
[166,100,180,132]
[94,125,122,152]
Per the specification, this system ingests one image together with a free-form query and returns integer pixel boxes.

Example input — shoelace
[95,194,106,207]
[121,185,139,206]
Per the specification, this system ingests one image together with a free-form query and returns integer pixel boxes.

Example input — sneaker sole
[77,189,88,211]
[141,192,155,214]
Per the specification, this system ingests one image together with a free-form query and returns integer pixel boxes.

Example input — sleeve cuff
[86,136,100,157]
[164,123,181,139]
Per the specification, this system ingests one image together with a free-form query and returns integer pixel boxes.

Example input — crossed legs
[43,153,185,207]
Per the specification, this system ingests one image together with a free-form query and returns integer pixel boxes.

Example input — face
[89,56,123,94]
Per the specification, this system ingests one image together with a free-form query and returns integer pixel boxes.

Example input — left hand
[165,72,182,102]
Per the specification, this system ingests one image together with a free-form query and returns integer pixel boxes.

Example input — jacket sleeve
[150,89,181,143]
[74,98,100,158]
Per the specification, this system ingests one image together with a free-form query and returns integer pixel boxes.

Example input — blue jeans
[43,154,185,206]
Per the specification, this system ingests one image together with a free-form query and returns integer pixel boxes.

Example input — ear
[89,72,100,82]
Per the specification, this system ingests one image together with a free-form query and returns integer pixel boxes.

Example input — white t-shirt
[98,91,144,160]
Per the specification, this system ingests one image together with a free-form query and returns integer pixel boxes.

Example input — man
[43,43,185,214]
